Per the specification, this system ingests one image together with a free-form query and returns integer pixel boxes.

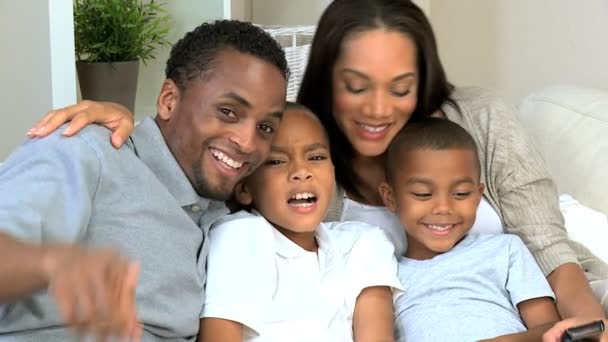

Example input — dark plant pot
[76,60,140,113]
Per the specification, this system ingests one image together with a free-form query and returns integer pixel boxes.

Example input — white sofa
[519,85,608,216]
[518,85,608,265]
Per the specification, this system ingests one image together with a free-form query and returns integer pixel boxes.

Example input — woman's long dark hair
[297,0,453,197]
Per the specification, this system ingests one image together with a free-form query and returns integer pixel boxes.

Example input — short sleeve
[202,212,275,336]
[345,225,405,305]
[0,134,100,243]
[505,235,556,305]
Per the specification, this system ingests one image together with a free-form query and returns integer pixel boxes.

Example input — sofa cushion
[519,85,608,215]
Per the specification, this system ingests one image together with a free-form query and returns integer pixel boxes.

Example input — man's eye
[219,108,237,119]
[310,155,327,161]
[258,124,274,134]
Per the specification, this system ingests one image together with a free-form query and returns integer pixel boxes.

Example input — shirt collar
[269,217,334,259]
[129,117,209,209]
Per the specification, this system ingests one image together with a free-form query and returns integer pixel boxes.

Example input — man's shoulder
[17,124,124,160]
[73,124,134,155]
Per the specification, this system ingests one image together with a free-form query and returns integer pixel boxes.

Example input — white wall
[134,0,225,119]
[430,0,608,103]
[249,0,429,29]
[251,0,329,25]
[229,0,252,21]
[0,1,77,160]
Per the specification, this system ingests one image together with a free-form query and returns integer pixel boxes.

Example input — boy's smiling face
[236,107,335,248]
[380,148,484,260]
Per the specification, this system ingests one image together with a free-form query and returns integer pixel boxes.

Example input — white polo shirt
[202,211,403,341]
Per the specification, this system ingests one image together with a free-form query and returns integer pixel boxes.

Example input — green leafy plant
[74,0,171,64]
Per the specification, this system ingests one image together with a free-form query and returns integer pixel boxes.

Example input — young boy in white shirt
[378,117,561,342]
[198,103,403,342]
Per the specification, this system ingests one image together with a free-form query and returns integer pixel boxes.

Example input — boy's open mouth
[287,192,318,207]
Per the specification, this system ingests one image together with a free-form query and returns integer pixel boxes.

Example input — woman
[30,0,607,339]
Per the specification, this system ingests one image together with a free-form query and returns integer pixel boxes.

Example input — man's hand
[43,246,142,341]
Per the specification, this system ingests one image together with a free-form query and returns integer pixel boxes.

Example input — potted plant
[74,0,171,112]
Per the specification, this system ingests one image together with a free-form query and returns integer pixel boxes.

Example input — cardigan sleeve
[449,87,579,276]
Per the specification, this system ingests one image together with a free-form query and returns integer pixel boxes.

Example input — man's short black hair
[385,117,480,183]
[166,20,289,89]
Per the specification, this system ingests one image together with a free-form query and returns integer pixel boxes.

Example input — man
[0,20,288,341]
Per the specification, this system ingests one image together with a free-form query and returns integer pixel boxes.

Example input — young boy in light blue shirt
[379,118,561,342]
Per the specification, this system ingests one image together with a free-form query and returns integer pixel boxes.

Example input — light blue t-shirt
[394,234,555,342]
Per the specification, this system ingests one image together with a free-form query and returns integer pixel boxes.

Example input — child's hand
[542,317,607,342]
[29,100,134,148]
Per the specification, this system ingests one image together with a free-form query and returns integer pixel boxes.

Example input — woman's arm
[353,286,394,342]
[198,318,243,342]
[542,263,608,341]
[548,263,604,319]
[29,100,135,148]
[450,88,607,319]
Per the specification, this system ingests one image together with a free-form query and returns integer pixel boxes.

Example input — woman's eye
[258,124,274,135]
[391,89,411,97]
[345,84,366,94]
[219,107,237,119]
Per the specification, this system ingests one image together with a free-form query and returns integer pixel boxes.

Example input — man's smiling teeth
[426,224,454,231]
[211,149,243,169]
[358,123,390,133]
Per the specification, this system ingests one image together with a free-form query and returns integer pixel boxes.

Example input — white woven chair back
[260,25,316,101]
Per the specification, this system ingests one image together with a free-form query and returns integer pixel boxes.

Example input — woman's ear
[157,79,180,120]
[234,181,253,206]
[379,182,397,212]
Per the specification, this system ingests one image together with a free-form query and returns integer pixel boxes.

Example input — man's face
[157,49,287,200]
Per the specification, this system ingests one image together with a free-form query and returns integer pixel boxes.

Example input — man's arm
[198,318,243,342]
[0,232,50,302]
[0,136,140,339]
[353,286,395,342]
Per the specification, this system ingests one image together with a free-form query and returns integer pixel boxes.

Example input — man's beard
[192,160,234,201]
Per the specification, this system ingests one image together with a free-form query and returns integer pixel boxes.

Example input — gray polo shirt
[0,117,228,341]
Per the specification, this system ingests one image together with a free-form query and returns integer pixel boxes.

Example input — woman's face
[332,29,419,158]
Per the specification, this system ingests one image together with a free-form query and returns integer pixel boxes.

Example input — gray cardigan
[325,87,608,283]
